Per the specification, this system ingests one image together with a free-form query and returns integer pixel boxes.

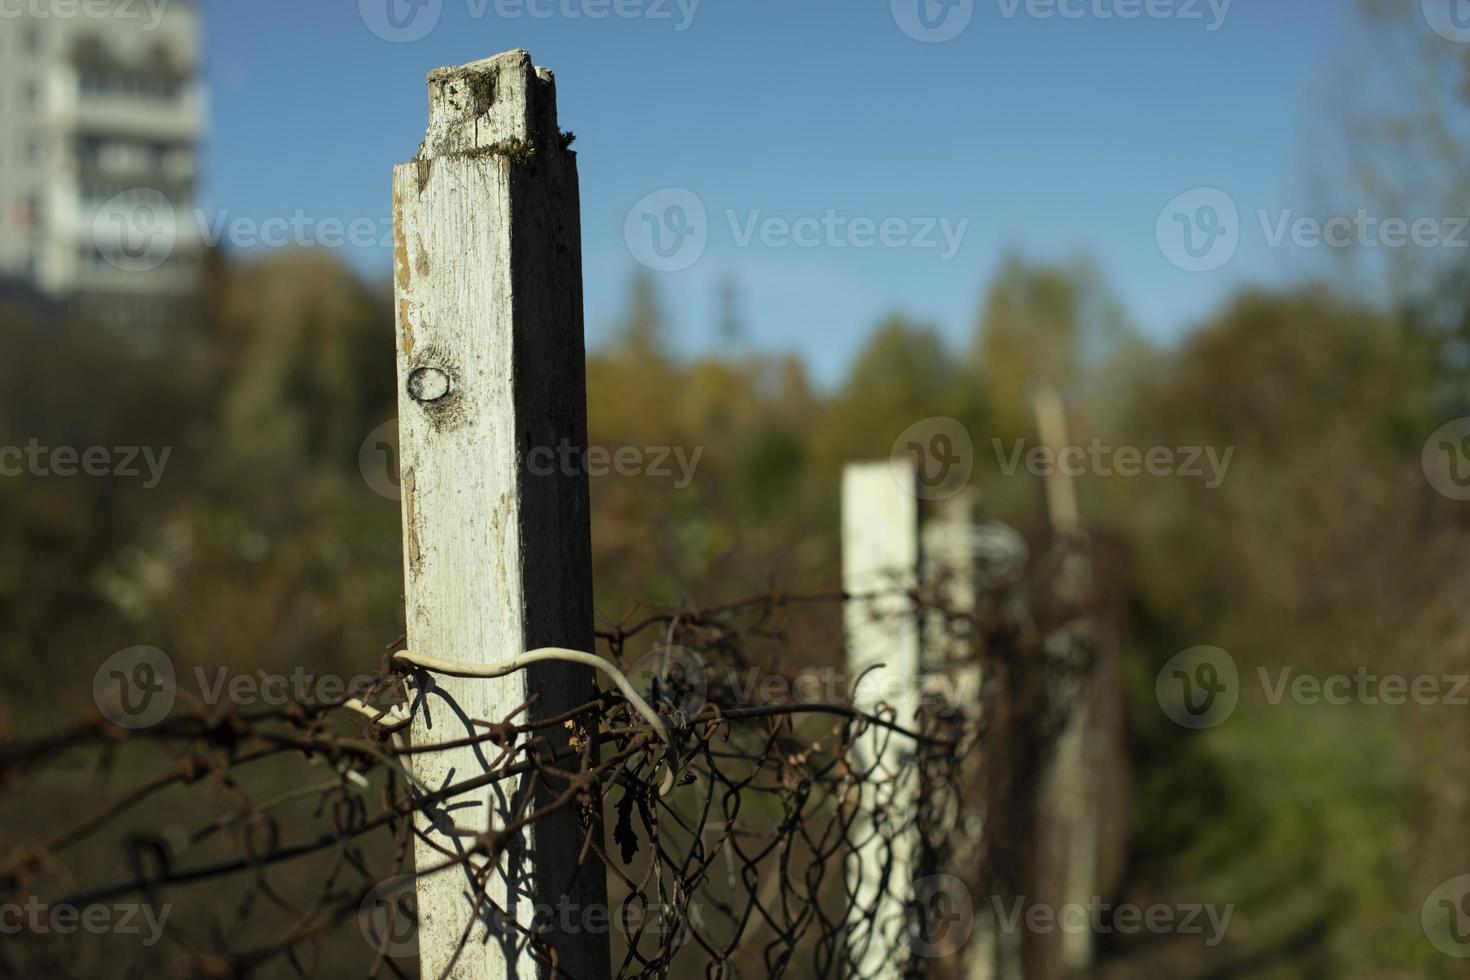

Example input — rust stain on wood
[393,188,416,358]
[404,468,421,570]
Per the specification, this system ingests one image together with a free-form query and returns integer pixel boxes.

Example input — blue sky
[202,0,1386,385]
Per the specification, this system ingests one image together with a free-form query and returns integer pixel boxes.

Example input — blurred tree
[971,254,1134,433]
[1336,1,1470,398]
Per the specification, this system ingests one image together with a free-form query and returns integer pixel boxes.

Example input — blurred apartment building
[0,0,204,327]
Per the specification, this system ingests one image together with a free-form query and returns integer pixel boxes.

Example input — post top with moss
[417,49,560,161]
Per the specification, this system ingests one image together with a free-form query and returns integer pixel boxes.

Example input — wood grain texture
[392,49,609,980]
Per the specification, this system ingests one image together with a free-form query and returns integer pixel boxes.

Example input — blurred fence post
[1033,388,1098,978]
[843,460,921,979]
[391,50,610,980]
[1035,389,1081,539]
[920,491,1000,980]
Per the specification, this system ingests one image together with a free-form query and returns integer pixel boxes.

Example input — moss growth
[462,137,537,165]
[467,72,496,115]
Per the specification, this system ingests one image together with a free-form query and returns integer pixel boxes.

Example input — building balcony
[67,91,205,141]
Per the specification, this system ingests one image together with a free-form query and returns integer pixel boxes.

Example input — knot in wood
[407,367,452,404]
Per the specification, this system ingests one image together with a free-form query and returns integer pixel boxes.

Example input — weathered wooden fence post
[843,460,921,979]
[1033,388,1097,978]
[391,50,610,980]
[1035,389,1081,538]
[920,491,1000,980]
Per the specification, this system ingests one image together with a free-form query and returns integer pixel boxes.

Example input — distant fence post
[391,50,610,980]
[1035,389,1081,538]
[920,491,1000,980]
[1033,388,1098,978]
[843,460,921,979]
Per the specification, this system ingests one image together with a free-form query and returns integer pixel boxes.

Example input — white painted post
[843,460,921,979]
[392,50,610,980]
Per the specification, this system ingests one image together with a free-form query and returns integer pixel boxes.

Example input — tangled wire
[0,540,1103,980]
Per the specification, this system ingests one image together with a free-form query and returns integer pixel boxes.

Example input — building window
[78,67,183,102]
[73,33,104,63]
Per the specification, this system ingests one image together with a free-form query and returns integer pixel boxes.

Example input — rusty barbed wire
[0,548,1103,980]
